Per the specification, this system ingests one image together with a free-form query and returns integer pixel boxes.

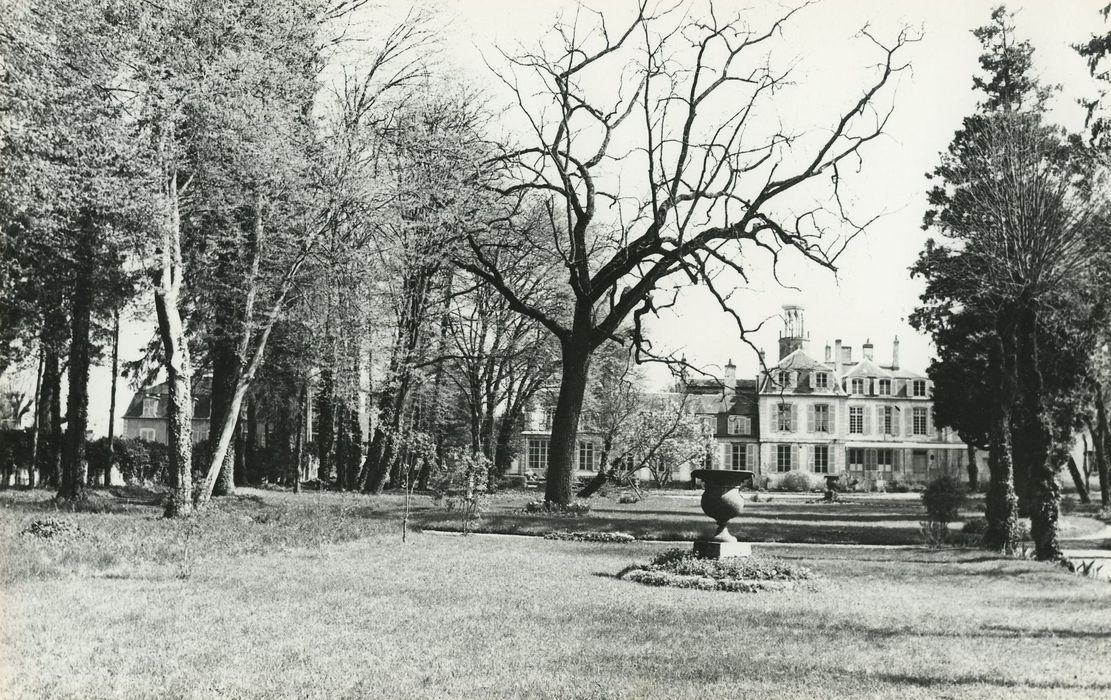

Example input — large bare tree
[459,3,913,503]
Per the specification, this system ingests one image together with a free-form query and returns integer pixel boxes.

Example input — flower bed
[618,548,815,592]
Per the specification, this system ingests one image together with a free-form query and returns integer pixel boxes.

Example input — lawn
[415,488,1109,547]
[1,487,1109,699]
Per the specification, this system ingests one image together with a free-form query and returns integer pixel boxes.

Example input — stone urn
[690,469,755,558]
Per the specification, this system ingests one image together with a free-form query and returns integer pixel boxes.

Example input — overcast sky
[8,0,1103,436]
[433,0,1105,382]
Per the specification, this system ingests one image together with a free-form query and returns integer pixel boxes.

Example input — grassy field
[416,488,1110,547]
[1,487,1110,699]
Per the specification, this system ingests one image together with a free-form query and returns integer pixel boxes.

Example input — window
[813,404,830,432]
[702,416,716,435]
[728,415,751,435]
[142,398,158,418]
[139,428,156,442]
[527,438,549,473]
[813,445,830,474]
[776,445,793,473]
[848,448,865,472]
[881,405,894,435]
[729,443,747,470]
[542,407,555,430]
[878,379,891,395]
[777,370,792,388]
[851,378,866,395]
[815,372,829,389]
[577,441,595,471]
[912,380,927,397]
[913,407,928,435]
[849,406,863,434]
[776,403,793,432]
[877,448,894,475]
[195,427,209,443]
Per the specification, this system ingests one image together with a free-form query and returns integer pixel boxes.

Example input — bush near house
[84,437,170,485]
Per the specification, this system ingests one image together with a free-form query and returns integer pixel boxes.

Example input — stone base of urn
[693,540,752,559]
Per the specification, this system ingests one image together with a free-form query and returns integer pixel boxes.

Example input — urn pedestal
[690,469,755,559]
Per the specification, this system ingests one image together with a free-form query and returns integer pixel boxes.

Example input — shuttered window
[577,441,595,471]
[527,438,549,472]
[851,378,866,394]
[729,443,747,470]
[913,407,928,435]
[776,445,793,472]
[777,403,793,431]
[813,445,830,474]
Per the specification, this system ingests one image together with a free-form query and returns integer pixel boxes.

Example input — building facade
[757,305,970,488]
[511,305,974,488]
[121,381,212,445]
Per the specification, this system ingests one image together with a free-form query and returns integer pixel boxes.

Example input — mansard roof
[842,358,894,378]
[772,348,827,371]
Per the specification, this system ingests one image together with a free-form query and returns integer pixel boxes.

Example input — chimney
[841,345,852,364]
[834,339,843,380]
[824,343,831,362]
[892,336,900,371]
[863,338,874,361]
[723,359,736,397]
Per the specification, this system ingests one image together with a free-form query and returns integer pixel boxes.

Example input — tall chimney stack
[834,339,843,381]
[863,338,874,361]
[892,336,900,371]
[824,343,831,362]
[723,359,736,397]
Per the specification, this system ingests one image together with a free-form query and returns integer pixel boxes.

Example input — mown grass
[1,487,1109,699]
[415,490,1108,546]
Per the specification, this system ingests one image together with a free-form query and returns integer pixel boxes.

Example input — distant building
[512,304,977,488]
[757,305,972,488]
[121,380,212,444]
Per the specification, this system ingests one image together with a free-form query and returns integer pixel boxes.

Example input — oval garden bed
[618,548,816,592]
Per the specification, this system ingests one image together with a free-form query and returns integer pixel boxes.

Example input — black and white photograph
[1,0,1110,697]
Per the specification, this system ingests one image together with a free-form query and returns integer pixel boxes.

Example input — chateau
[515,305,974,488]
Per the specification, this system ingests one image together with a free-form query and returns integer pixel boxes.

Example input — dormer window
[850,378,866,395]
[815,372,828,389]
[878,379,891,396]
[142,398,158,418]
[777,370,791,388]
[912,380,928,397]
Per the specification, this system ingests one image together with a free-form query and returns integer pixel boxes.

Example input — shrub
[922,475,965,523]
[85,437,170,485]
[617,492,639,504]
[961,517,989,535]
[919,475,966,546]
[523,499,592,516]
[777,471,819,492]
[543,531,635,543]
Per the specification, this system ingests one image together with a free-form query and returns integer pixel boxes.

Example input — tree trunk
[966,444,978,491]
[29,346,43,488]
[1016,302,1061,561]
[246,398,259,483]
[335,402,350,490]
[294,382,305,494]
[543,337,592,505]
[316,365,335,484]
[1092,383,1110,507]
[1066,456,1089,504]
[41,347,62,488]
[983,311,1018,553]
[105,309,119,488]
[209,335,239,497]
[153,146,194,517]
[59,231,94,501]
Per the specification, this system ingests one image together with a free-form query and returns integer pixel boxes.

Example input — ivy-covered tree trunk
[966,444,978,491]
[984,312,1019,553]
[35,341,63,489]
[209,335,239,497]
[59,230,94,501]
[1092,384,1110,506]
[315,365,335,484]
[1016,302,1061,561]
[246,398,259,483]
